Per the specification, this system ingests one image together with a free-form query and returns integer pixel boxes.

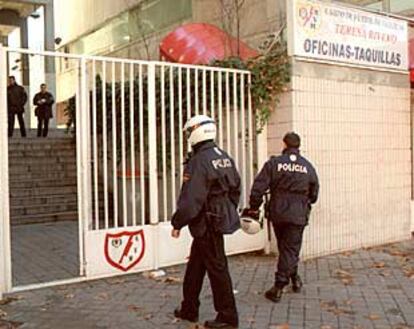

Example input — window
[63,0,192,57]
[390,0,414,14]
[129,0,192,38]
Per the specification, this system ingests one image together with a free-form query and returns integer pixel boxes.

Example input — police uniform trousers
[273,222,305,288]
[181,229,238,326]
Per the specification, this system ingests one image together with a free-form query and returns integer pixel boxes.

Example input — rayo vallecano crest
[104,230,145,272]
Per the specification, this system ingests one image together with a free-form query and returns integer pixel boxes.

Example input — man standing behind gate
[33,83,54,137]
[171,115,240,329]
[243,132,319,303]
[7,76,27,138]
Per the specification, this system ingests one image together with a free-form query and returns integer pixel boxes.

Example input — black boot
[204,320,238,328]
[174,308,198,323]
[265,285,283,303]
[291,274,303,293]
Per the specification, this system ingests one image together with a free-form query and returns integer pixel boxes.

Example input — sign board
[288,0,408,71]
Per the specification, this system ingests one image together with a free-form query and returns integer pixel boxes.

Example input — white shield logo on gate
[104,230,146,272]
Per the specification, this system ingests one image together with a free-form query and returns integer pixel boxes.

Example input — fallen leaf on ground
[379,270,391,277]
[388,250,409,258]
[269,324,290,329]
[0,309,7,318]
[343,299,354,306]
[94,292,109,301]
[403,267,414,279]
[321,300,337,309]
[0,297,19,306]
[341,251,354,257]
[335,269,352,277]
[160,292,171,298]
[341,278,353,286]
[246,317,255,324]
[127,305,142,313]
[387,308,401,316]
[370,262,386,268]
[320,325,334,329]
[107,277,125,285]
[320,300,354,316]
[63,293,75,299]
[334,269,354,285]
[143,313,153,320]
[164,276,181,284]
[189,324,205,329]
[366,314,381,321]
[0,319,23,329]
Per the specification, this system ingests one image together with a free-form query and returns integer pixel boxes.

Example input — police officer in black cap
[171,115,240,329]
[243,132,319,303]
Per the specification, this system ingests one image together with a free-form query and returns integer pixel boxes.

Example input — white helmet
[240,215,262,235]
[184,115,217,146]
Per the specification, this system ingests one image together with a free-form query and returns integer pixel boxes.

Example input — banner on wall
[288,0,408,71]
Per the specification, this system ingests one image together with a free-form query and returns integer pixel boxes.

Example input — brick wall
[267,60,412,258]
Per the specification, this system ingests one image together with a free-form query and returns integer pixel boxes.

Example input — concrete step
[10,185,77,198]
[9,163,77,175]
[9,128,72,139]
[8,134,73,142]
[9,149,76,159]
[11,211,78,226]
[8,141,75,152]
[10,178,77,189]
[9,171,78,180]
[8,156,76,166]
[10,193,78,207]
[11,202,78,217]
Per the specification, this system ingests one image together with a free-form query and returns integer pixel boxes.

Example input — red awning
[159,23,259,65]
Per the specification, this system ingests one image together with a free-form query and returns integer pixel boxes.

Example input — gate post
[77,57,91,276]
[257,125,270,254]
[147,63,160,269]
[0,44,11,298]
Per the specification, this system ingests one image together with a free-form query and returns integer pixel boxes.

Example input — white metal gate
[0,47,266,296]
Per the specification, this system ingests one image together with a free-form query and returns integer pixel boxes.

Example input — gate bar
[148,63,160,270]
[0,44,11,297]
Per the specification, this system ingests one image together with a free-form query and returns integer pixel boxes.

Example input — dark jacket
[7,83,27,114]
[249,148,319,226]
[171,141,241,237]
[33,91,54,119]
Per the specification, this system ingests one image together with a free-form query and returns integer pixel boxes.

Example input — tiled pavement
[11,221,79,286]
[1,239,413,329]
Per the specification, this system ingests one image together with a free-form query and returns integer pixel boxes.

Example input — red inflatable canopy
[160,23,259,65]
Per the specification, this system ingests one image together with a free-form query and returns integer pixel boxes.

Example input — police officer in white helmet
[243,132,319,303]
[171,115,240,329]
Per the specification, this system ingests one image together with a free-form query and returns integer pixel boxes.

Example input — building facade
[53,0,414,259]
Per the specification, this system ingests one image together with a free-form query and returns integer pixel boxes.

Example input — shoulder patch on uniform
[214,147,222,156]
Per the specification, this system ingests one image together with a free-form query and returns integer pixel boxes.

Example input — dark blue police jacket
[171,141,241,237]
[250,148,319,226]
